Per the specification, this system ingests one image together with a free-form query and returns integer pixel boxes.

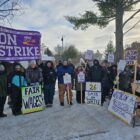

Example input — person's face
[31,64,36,68]
[63,61,68,66]
[47,62,51,68]
[102,63,106,67]
[16,68,21,72]
[113,67,116,71]
[94,61,98,65]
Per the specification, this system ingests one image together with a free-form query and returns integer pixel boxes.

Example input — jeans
[44,84,55,105]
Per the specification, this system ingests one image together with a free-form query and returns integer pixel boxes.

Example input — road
[0,91,140,140]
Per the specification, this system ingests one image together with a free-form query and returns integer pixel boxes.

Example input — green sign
[22,85,44,114]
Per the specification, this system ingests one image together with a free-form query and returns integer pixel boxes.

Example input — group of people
[1,58,138,118]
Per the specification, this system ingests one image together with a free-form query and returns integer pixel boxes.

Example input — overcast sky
[2,0,140,53]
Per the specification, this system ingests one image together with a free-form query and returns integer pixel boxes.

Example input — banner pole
[81,83,83,104]
[117,62,119,90]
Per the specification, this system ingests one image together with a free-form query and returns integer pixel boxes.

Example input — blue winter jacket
[57,65,74,84]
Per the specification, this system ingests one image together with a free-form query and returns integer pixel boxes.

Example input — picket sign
[85,82,102,105]
[63,73,71,84]
[108,53,114,63]
[78,72,85,83]
[22,85,44,114]
[125,50,138,65]
[108,89,136,125]
[118,60,127,71]
[86,82,101,91]
[85,50,93,60]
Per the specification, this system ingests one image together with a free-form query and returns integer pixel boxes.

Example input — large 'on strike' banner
[108,90,136,125]
[0,26,41,61]
[22,85,44,114]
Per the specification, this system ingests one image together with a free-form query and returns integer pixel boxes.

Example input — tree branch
[124,0,140,9]
[0,8,19,12]
[124,19,140,35]
[123,9,140,28]
[0,0,9,7]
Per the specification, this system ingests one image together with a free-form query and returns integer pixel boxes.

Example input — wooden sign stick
[134,60,137,82]
[81,83,83,104]
[67,84,70,105]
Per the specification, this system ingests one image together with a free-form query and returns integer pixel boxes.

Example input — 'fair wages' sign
[22,85,44,114]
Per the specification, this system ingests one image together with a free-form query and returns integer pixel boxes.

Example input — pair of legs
[102,87,110,105]
[58,84,73,105]
[44,84,55,106]
[10,87,22,115]
[0,96,7,117]
[76,90,85,104]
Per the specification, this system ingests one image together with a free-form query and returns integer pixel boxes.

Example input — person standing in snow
[8,64,27,116]
[87,59,104,105]
[75,65,86,104]
[0,64,7,117]
[57,60,74,106]
[26,60,43,86]
[42,61,57,107]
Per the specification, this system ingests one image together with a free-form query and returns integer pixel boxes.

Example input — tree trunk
[115,3,124,63]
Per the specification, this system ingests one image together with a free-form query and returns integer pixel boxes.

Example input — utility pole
[61,36,64,53]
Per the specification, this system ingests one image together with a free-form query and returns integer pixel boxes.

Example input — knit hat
[15,64,21,69]
[0,64,5,71]
[29,60,36,65]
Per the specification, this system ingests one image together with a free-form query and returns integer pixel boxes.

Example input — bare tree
[0,0,23,23]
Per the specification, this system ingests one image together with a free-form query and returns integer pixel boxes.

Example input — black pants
[0,96,6,115]
[76,90,85,103]
[11,87,22,115]
[102,87,110,104]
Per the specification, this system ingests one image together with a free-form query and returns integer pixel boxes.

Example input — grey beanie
[0,64,5,71]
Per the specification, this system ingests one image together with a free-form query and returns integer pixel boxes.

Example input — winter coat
[8,71,27,95]
[57,65,74,84]
[9,71,27,87]
[88,65,104,82]
[43,66,57,85]
[102,67,111,88]
[0,71,7,97]
[119,70,132,91]
[109,67,117,88]
[26,66,43,84]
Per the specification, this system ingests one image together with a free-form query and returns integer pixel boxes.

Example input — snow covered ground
[1,90,140,140]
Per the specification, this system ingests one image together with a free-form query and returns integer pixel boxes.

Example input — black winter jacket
[43,67,57,85]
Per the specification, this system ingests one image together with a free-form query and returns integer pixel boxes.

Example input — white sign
[85,50,93,60]
[86,82,101,91]
[78,72,85,83]
[108,90,136,125]
[118,60,127,71]
[63,73,71,84]
[108,53,114,63]
[85,82,102,105]
[85,91,101,105]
